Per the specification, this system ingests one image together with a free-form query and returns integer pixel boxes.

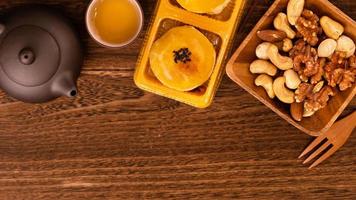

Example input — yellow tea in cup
[86,0,143,47]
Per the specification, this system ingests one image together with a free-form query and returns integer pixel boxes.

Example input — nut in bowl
[226,0,356,136]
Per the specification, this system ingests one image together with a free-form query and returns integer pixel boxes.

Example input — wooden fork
[299,111,356,169]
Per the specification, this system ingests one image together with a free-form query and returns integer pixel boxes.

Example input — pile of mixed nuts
[250,0,356,121]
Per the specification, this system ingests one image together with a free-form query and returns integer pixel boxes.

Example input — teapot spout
[52,74,78,98]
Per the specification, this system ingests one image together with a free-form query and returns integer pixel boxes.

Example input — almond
[257,30,287,43]
[290,102,303,121]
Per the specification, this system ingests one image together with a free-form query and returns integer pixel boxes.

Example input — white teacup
[86,0,144,48]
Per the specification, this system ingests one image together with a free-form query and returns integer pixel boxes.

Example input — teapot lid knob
[19,48,35,65]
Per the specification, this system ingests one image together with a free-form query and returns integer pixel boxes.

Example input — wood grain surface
[0,0,355,199]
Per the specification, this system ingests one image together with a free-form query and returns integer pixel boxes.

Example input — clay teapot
[0,5,83,103]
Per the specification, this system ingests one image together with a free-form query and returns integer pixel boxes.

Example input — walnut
[339,70,355,91]
[310,58,325,84]
[324,51,354,90]
[293,45,319,79]
[290,39,307,59]
[324,61,355,91]
[349,55,356,69]
[304,86,335,112]
[331,54,356,91]
[348,55,356,79]
[303,55,319,77]
[325,68,344,87]
[324,61,335,73]
[295,10,320,46]
[295,82,313,103]
[330,51,347,68]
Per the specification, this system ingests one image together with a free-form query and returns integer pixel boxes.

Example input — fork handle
[328,111,356,139]
[346,111,356,128]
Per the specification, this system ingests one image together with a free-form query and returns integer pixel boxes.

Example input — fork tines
[299,137,337,169]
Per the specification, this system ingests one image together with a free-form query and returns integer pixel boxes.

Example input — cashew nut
[283,38,293,52]
[255,74,275,99]
[336,35,356,58]
[284,69,301,90]
[250,60,278,76]
[317,39,337,58]
[256,42,272,60]
[287,0,305,26]
[320,16,344,40]
[274,13,296,39]
[273,77,295,104]
[267,44,294,70]
[276,38,293,52]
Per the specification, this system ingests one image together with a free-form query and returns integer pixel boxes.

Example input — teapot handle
[0,24,5,35]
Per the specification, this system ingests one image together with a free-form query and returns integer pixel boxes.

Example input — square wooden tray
[226,0,356,136]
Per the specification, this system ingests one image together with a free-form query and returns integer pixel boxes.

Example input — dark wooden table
[0,0,355,199]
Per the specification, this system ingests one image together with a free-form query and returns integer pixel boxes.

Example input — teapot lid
[0,5,83,103]
[0,25,60,86]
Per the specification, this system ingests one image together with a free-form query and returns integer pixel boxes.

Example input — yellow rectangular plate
[134,0,246,108]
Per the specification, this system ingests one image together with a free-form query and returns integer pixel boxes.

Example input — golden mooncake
[176,0,230,14]
[149,26,216,91]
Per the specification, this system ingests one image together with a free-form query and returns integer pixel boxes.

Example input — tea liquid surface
[91,0,140,44]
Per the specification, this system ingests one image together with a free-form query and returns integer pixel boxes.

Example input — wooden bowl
[226,0,356,136]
